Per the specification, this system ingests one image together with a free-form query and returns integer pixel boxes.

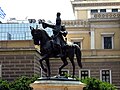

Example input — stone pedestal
[30,77,85,90]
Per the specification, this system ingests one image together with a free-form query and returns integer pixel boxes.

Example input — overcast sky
[0,0,75,23]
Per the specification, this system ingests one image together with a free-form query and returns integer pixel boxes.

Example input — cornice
[72,2,120,7]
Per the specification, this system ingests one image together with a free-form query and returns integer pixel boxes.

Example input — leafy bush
[81,78,117,90]
[0,75,117,90]
[10,75,39,90]
[10,76,32,90]
[0,79,10,90]
[0,75,39,90]
[64,74,117,90]
[81,78,100,90]
[99,81,117,90]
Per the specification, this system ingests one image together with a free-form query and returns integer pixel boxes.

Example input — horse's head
[30,26,51,46]
[30,26,42,45]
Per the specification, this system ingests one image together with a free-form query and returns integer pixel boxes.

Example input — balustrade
[62,20,89,27]
[91,12,120,19]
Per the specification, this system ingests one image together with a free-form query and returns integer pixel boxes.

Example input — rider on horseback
[38,12,68,57]
[53,12,67,57]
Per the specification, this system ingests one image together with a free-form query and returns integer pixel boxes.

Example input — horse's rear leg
[69,58,75,78]
[59,57,68,76]
[45,59,51,77]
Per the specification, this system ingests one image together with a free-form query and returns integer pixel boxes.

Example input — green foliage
[81,78,101,90]
[0,79,10,90]
[81,78,117,90]
[0,74,117,90]
[0,75,39,90]
[64,74,117,90]
[99,81,117,90]
[10,76,32,90]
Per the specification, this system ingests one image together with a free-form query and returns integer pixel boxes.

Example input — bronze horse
[30,26,82,78]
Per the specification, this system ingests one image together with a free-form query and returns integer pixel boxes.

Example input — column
[90,28,95,49]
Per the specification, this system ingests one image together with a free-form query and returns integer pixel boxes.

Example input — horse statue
[30,26,82,78]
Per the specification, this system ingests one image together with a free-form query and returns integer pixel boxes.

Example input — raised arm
[38,19,55,29]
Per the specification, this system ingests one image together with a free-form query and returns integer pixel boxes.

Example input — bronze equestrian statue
[30,12,82,78]
[38,12,68,57]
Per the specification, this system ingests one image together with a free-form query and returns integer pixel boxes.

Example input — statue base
[30,76,85,90]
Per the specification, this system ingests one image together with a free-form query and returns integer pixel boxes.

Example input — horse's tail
[74,44,82,68]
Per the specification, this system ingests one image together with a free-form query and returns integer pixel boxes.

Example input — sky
[0,0,75,23]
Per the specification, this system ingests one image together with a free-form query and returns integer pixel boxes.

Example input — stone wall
[0,48,41,81]
[50,57,120,88]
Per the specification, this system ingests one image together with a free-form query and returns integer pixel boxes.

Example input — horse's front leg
[39,54,49,74]
[69,57,75,78]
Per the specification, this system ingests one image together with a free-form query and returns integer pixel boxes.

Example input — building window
[112,9,118,12]
[104,37,112,49]
[100,9,106,12]
[0,65,2,78]
[73,42,81,48]
[79,69,90,79]
[101,33,114,49]
[91,9,98,13]
[100,69,112,83]
[60,69,69,76]
[71,38,83,49]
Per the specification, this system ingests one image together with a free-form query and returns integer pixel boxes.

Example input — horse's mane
[38,29,52,40]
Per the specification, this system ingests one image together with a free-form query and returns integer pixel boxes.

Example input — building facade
[61,0,120,89]
[0,0,120,89]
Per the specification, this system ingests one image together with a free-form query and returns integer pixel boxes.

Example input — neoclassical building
[61,0,120,89]
[0,0,120,89]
